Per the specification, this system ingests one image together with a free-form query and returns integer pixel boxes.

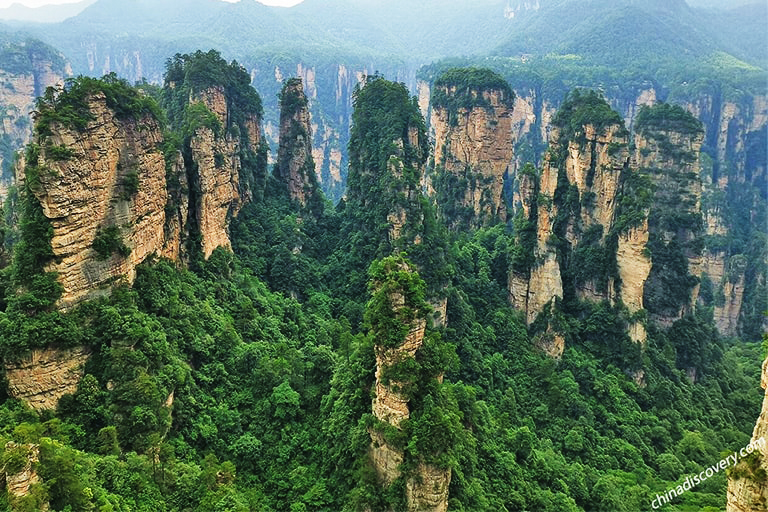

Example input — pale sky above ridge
[0,0,305,8]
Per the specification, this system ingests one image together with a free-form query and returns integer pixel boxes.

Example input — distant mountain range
[0,0,97,23]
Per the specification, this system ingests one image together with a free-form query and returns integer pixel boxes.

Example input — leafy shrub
[92,226,131,260]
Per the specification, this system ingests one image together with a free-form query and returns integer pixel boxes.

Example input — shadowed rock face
[727,358,768,512]
[277,77,321,209]
[634,122,705,327]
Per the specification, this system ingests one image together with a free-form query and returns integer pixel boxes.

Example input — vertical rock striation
[277,77,322,211]
[429,68,514,230]
[31,92,171,307]
[634,104,705,326]
[506,95,707,345]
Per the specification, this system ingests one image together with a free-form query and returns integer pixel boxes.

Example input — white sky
[0,0,304,8]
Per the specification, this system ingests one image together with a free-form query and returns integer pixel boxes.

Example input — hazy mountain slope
[0,0,96,23]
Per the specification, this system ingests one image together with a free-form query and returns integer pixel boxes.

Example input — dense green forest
[0,57,763,512]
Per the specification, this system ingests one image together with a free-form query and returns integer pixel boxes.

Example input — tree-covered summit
[635,103,704,136]
[432,67,515,114]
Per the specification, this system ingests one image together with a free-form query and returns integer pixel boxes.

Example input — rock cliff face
[4,346,91,411]
[726,357,768,512]
[0,40,70,187]
[277,78,322,210]
[430,70,514,229]
[30,93,174,308]
[515,114,636,325]
[23,74,263,310]
[506,97,708,345]
[634,108,705,326]
[187,85,251,259]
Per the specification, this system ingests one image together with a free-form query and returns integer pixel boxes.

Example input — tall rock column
[345,76,450,325]
[429,68,514,230]
[366,256,451,512]
[28,90,169,308]
[276,77,322,212]
[634,103,705,326]
[509,90,655,344]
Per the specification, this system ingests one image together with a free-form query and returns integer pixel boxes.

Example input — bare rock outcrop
[0,41,69,187]
[277,78,322,209]
[616,220,652,343]
[368,258,451,512]
[4,346,91,411]
[430,69,514,230]
[634,108,705,326]
[31,93,170,308]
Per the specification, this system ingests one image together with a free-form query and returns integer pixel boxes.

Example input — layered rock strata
[430,73,514,230]
[4,346,91,411]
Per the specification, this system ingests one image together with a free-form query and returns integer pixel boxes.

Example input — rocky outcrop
[518,114,632,323]
[635,107,705,326]
[3,442,46,510]
[726,357,768,512]
[430,69,514,230]
[616,219,652,343]
[368,258,450,512]
[22,68,264,309]
[277,78,321,209]
[4,346,91,411]
[31,93,172,307]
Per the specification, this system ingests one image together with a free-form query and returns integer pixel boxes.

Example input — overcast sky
[0,0,304,7]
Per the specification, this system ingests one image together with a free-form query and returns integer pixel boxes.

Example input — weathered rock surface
[616,219,652,343]
[277,78,321,208]
[431,86,514,229]
[25,84,262,308]
[635,123,705,326]
[368,261,450,512]
[4,346,91,411]
[33,93,170,307]
[3,442,42,502]
[188,123,242,259]
[726,357,768,512]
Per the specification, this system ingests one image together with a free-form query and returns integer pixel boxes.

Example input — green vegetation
[432,67,514,123]
[92,225,131,260]
[35,73,162,137]
[635,103,704,136]
[162,49,268,211]
[552,89,625,145]
[0,61,761,512]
